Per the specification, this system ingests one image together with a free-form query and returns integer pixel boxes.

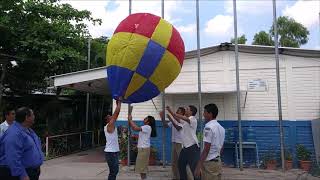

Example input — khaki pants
[171,143,193,180]
[135,148,150,174]
[202,159,222,180]
[171,143,182,179]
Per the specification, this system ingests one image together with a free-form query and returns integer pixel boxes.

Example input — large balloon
[106,13,185,103]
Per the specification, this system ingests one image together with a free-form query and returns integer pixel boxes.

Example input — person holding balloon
[159,107,186,180]
[128,106,157,180]
[104,98,122,180]
[166,105,200,180]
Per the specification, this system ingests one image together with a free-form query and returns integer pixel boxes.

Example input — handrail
[45,130,96,158]
[48,131,93,138]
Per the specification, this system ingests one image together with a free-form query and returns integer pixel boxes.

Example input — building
[52,43,320,166]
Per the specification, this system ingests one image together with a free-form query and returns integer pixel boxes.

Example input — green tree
[90,36,109,69]
[0,0,102,94]
[231,34,247,44]
[252,31,274,46]
[270,16,309,48]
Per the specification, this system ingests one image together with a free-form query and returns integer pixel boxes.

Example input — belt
[209,156,220,162]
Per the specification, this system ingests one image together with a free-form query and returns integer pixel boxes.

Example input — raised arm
[128,107,142,132]
[159,111,169,128]
[167,113,182,131]
[107,99,122,133]
[166,106,190,124]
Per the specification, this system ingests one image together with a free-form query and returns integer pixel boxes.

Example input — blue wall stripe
[113,120,315,168]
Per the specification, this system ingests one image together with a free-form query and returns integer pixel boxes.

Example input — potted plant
[149,146,157,165]
[130,134,138,164]
[118,126,128,165]
[263,150,277,170]
[297,144,312,171]
[285,150,293,170]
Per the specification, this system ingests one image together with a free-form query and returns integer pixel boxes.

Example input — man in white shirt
[0,107,15,138]
[195,103,225,180]
[167,105,200,180]
[160,107,185,180]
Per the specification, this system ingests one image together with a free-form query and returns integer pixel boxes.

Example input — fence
[45,130,103,158]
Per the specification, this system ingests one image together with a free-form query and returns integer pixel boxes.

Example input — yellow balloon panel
[107,32,149,71]
[149,50,181,91]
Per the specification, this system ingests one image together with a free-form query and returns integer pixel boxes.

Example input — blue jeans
[105,152,119,180]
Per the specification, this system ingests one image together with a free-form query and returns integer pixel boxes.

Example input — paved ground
[40,148,320,180]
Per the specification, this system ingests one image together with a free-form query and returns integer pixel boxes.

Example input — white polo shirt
[104,124,120,152]
[203,120,225,161]
[181,116,199,148]
[168,120,183,144]
[137,125,151,148]
[0,121,10,137]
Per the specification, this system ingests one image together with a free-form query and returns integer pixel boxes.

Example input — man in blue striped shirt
[0,107,44,180]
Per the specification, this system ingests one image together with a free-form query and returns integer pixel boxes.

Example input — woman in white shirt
[104,99,121,180]
[128,112,157,180]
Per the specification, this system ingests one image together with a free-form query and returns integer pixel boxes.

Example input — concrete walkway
[40,148,319,180]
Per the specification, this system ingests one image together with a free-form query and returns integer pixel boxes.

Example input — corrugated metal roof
[185,43,320,59]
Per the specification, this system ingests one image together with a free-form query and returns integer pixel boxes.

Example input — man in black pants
[167,105,200,180]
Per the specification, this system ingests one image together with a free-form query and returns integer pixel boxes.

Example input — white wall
[116,51,320,121]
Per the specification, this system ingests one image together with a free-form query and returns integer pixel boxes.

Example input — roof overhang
[50,66,110,95]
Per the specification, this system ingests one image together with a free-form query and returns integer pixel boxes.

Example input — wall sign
[248,79,268,91]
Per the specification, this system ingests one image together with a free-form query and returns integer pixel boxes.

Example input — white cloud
[205,15,233,36]
[225,0,273,15]
[176,24,196,34]
[61,0,183,38]
[60,1,127,37]
[282,0,319,28]
[131,1,180,23]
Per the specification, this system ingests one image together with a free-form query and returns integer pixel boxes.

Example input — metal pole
[272,0,285,172]
[80,133,82,149]
[127,0,132,167]
[196,0,203,150]
[46,137,49,157]
[127,105,131,166]
[129,0,131,15]
[66,136,68,152]
[161,0,166,168]
[233,0,243,171]
[92,131,95,147]
[97,130,100,146]
[86,38,91,131]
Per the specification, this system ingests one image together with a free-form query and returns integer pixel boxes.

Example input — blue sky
[63,0,320,51]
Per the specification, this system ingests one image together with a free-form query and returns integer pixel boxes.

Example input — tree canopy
[0,0,104,94]
[231,34,247,44]
[252,16,309,48]
[252,31,274,46]
[270,16,309,48]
